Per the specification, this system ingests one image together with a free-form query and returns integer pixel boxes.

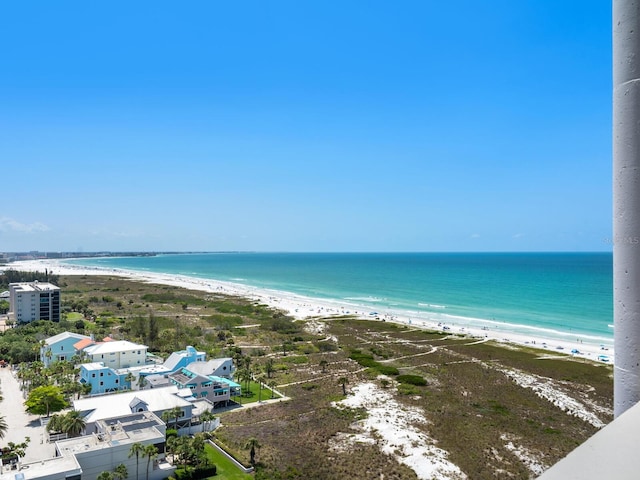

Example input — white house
[0,411,174,480]
[81,340,148,369]
[74,386,194,431]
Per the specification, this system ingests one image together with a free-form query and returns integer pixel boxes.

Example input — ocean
[67,252,613,346]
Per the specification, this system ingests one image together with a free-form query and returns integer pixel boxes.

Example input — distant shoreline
[9,258,615,365]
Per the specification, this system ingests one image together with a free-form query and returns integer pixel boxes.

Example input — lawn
[236,380,281,405]
[203,443,253,480]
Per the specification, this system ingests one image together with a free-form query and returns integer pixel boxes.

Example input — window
[92,373,96,378]
[115,379,119,384]
[100,372,104,377]
[100,381,104,386]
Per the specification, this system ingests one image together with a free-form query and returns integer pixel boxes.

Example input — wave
[344,296,385,302]
[418,303,446,309]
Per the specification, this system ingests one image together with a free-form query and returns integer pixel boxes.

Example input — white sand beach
[7,259,614,364]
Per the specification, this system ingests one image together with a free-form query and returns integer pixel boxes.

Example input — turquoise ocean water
[68,252,613,345]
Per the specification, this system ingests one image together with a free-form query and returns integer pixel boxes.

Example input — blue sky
[0,1,611,252]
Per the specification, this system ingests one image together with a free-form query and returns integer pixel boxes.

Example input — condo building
[8,281,60,323]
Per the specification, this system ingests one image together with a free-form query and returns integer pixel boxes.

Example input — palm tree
[264,358,274,378]
[244,437,261,467]
[96,472,114,480]
[129,442,145,480]
[62,410,86,437]
[200,409,216,433]
[338,377,348,396]
[268,381,277,399]
[46,413,64,434]
[124,372,135,390]
[238,367,252,399]
[144,444,158,480]
[256,374,265,402]
[113,463,128,480]
[319,359,328,373]
[0,415,7,439]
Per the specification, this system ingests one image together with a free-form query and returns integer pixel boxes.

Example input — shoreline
[7,259,615,364]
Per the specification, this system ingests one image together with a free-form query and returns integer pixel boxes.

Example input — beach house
[81,340,148,369]
[73,385,205,433]
[79,362,129,395]
[167,367,241,408]
[40,331,91,367]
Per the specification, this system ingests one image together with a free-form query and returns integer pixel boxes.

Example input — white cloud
[0,217,50,233]
[512,233,525,239]
[470,233,480,238]
[88,228,144,238]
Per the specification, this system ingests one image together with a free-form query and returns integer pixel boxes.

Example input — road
[0,367,56,464]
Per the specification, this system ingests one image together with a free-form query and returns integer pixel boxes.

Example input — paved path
[0,367,56,463]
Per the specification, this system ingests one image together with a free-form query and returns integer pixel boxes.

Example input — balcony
[538,400,640,479]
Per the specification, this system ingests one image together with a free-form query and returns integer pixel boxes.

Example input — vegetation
[46,410,86,437]
[24,385,68,416]
[0,416,6,439]
[200,443,252,480]
[0,438,30,465]
[0,269,59,290]
[396,374,428,386]
[0,273,616,478]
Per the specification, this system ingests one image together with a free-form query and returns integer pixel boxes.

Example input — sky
[0,1,612,253]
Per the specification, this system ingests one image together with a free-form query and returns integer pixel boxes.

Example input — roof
[80,362,108,371]
[162,345,205,371]
[10,281,60,292]
[84,340,147,355]
[45,331,91,346]
[73,386,192,423]
[73,338,95,350]
[186,358,233,376]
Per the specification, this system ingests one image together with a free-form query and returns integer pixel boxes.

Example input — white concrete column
[614,0,640,417]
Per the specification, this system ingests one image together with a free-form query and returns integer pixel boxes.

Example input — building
[0,411,175,480]
[73,386,200,433]
[81,340,148,369]
[162,345,206,371]
[79,362,129,395]
[185,357,235,379]
[40,332,92,367]
[8,281,60,323]
[168,368,240,408]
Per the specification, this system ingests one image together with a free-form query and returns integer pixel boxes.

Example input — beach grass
[29,275,614,479]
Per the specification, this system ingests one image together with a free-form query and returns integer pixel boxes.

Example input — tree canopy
[24,385,68,416]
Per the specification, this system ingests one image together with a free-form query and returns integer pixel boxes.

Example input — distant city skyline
[1,1,611,252]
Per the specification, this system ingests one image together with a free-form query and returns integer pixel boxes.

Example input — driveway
[0,367,56,463]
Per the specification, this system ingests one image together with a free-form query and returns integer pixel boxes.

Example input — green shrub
[397,384,419,395]
[376,365,400,376]
[397,374,427,386]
